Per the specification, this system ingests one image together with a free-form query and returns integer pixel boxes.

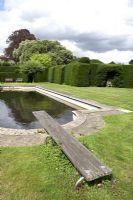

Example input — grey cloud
[33,28,133,52]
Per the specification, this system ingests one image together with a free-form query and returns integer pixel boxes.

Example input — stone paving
[0,128,49,147]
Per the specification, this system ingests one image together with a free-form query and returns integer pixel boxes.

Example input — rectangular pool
[0,91,75,129]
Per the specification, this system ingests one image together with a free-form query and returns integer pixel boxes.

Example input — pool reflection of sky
[0,0,4,10]
[0,91,74,129]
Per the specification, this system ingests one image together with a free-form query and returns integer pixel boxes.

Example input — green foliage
[30,53,53,67]
[95,64,124,87]
[13,40,74,64]
[0,72,17,82]
[34,68,48,82]
[89,64,99,86]
[53,65,65,84]
[123,65,133,88]
[78,57,90,63]
[90,59,103,64]
[48,67,55,82]
[20,61,45,82]
[0,64,47,83]
[64,62,91,86]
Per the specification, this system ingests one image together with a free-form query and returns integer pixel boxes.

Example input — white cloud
[0,0,133,63]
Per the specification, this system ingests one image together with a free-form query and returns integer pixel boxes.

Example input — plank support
[75,176,85,189]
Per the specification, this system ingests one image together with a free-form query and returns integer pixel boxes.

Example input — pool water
[0,91,75,129]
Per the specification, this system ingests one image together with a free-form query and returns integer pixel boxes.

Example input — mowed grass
[0,83,133,200]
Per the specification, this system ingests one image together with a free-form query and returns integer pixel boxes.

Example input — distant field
[0,83,133,200]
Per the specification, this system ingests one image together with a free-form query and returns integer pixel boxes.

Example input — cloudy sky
[0,0,133,63]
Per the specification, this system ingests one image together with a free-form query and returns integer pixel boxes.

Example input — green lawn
[0,83,133,200]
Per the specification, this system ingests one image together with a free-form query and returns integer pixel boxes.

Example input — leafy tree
[20,60,45,82]
[90,59,103,64]
[78,57,90,63]
[30,53,53,67]
[129,59,133,64]
[5,29,36,60]
[13,40,74,64]
[109,61,116,64]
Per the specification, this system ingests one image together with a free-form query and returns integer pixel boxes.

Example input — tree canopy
[78,57,90,63]
[5,29,36,60]
[20,60,45,82]
[30,53,53,67]
[13,40,74,65]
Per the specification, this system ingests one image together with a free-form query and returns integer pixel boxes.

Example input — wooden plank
[33,111,112,181]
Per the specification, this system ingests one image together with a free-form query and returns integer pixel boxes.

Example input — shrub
[34,68,48,82]
[95,65,124,87]
[64,62,91,86]
[90,59,103,64]
[78,57,90,64]
[48,67,55,82]
[53,65,65,84]
[20,60,45,82]
[89,64,99,86]
[123,65,133,88]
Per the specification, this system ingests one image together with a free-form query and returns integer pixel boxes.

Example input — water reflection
[0,91,74,129]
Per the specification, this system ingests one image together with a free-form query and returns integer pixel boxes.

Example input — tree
[109,61,116,64]
[90,59,103,64]
[78,57,90,63]
[129,59,133,64]
[20,60,45,82]
[13,40,74,64]
[30,53,53,67]
[5,29,36,60]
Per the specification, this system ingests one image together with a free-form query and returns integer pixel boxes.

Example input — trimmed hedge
[95,64,124,87]
[64,62,91,86]
[34,68,48,82]
[0,65,48,83]
[48,67,55,82]
[53,65,65,84]
[0,62,132,88]
[0,65,18,72]
[89,64,99,86]
[123,65,133,88]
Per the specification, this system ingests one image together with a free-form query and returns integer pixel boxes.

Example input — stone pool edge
[0,86,132,146]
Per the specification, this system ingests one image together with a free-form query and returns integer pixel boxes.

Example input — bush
[95,64,124,87]
[90,59,103,64]
[0,65,18,72]
[48,67,55,82]
[123,65,133,88]
[64,62,91,86]
[78,57,90,64]
[89,64,99,86]
[34,68,48,82]
[53,65,65,84]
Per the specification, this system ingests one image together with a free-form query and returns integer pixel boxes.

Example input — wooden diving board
[33,111,112,182]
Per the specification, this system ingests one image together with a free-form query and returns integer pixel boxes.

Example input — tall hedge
[123,65,133,88]
[48,67,55,82]
[34,68,48,82]
[89,64,99,86]
[95,64,124,87]
[64,62,91,86]
[53,65,65,84]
